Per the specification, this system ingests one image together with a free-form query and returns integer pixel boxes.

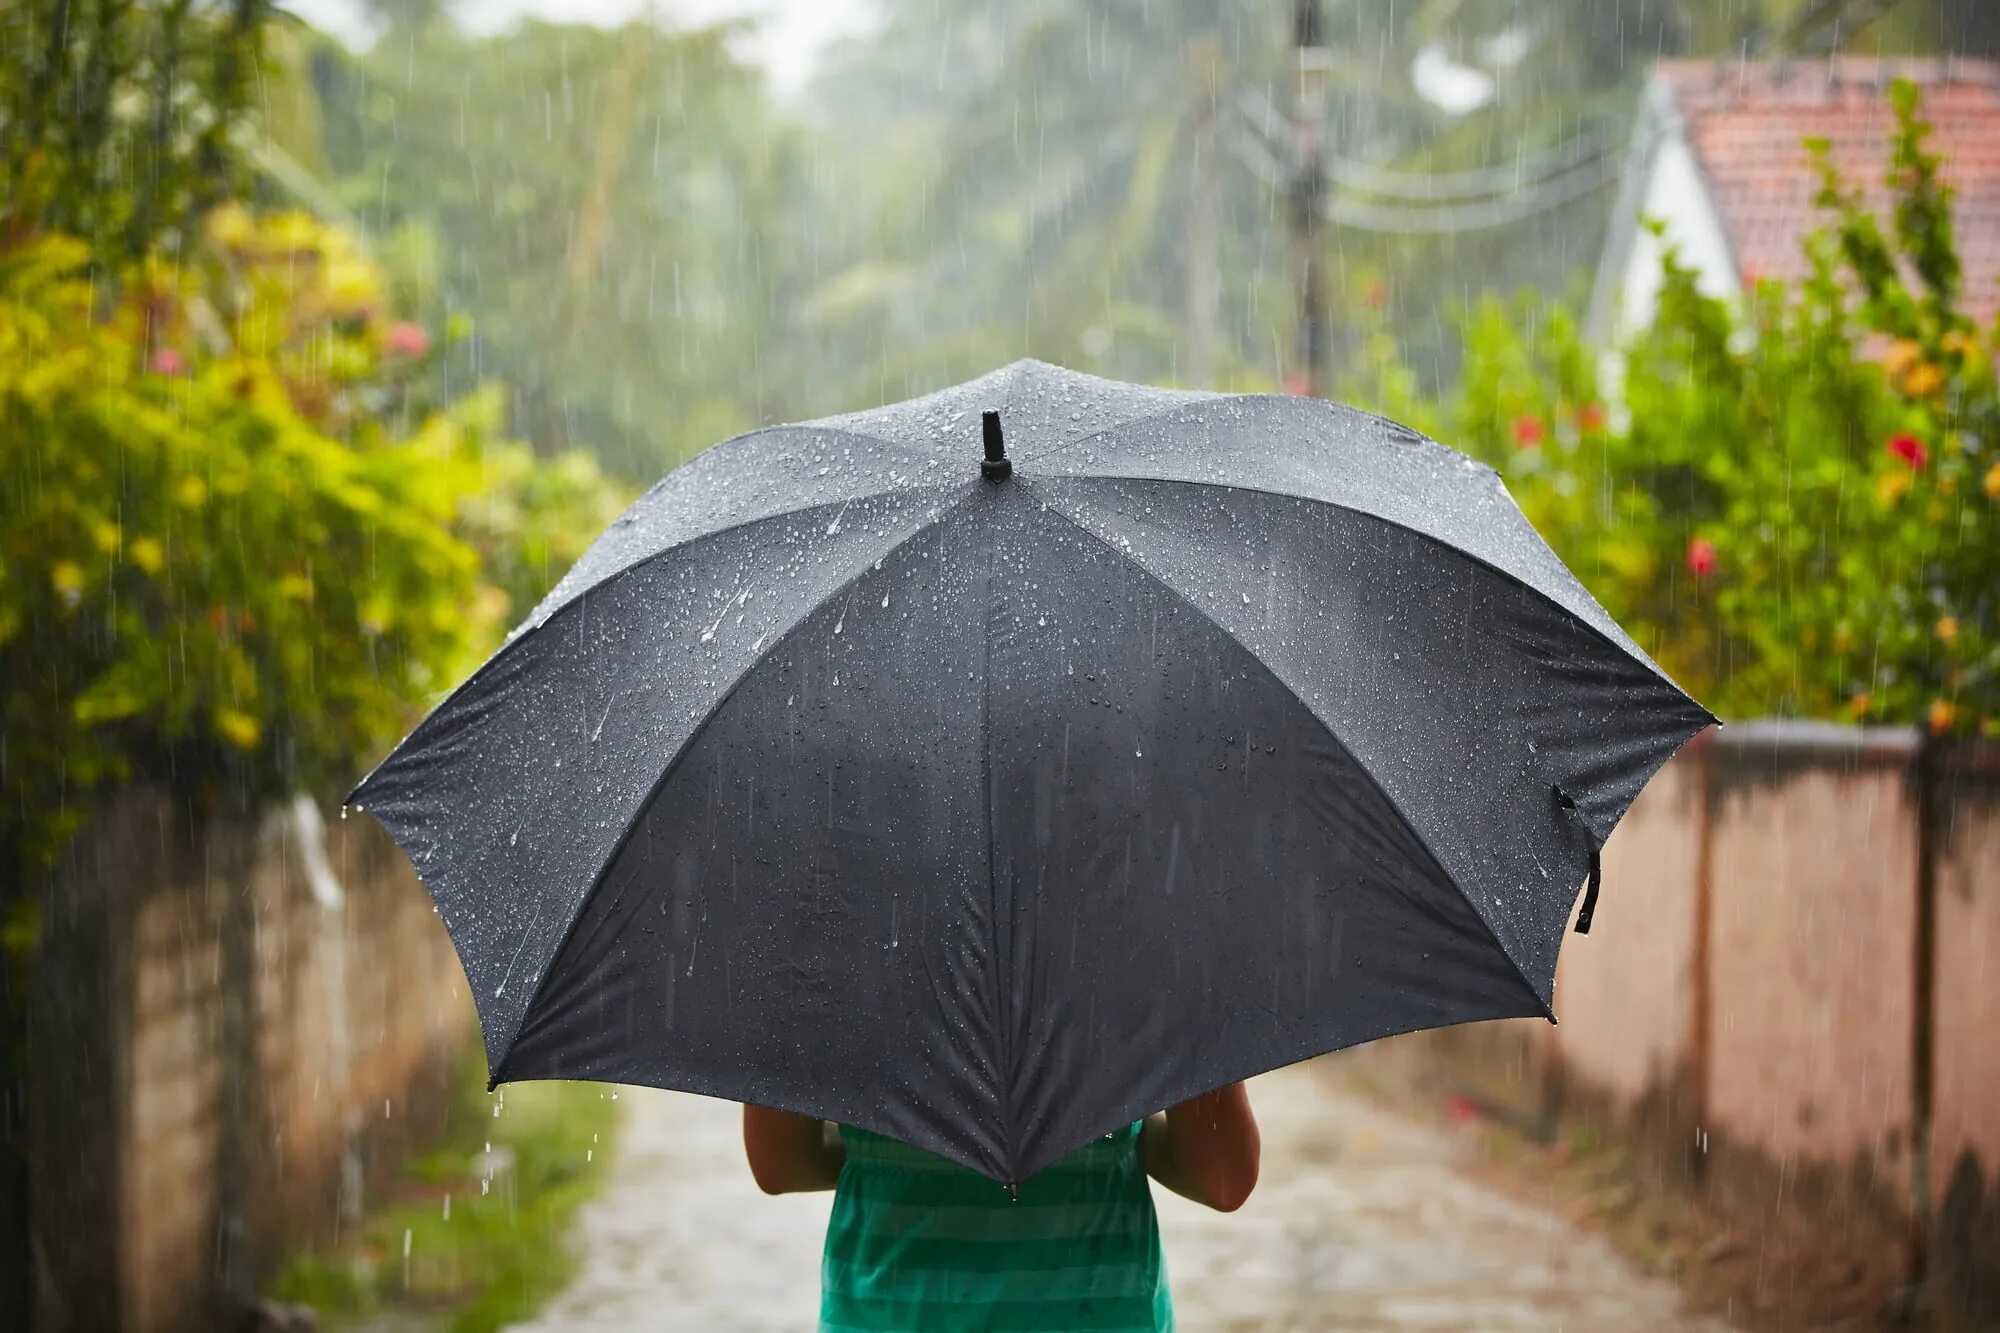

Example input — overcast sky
[284,0,881,92]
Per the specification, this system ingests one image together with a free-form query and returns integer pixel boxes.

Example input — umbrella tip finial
[981,410,1012,481]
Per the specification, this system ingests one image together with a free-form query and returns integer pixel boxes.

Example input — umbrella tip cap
[981,410,1012,480]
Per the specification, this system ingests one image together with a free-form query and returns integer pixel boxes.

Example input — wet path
[507,1061,1729,1331]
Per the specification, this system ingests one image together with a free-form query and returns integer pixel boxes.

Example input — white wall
[1616,130,1740,342]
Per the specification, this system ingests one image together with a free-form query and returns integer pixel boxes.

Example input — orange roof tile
[1653,57,2000,327]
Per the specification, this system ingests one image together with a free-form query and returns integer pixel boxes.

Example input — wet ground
[506,1060,1731,1331]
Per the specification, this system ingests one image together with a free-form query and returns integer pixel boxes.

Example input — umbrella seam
[529,426,950,625]
[975,524,1020,1183]
[1005,389,1226,466]
[1033,471,1707,713]
[1025,489,1559,1024]
[349,483,965,805]
[1012,392,1406,469]
[487,485,985,1080]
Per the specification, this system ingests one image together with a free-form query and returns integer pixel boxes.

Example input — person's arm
[742,1105,846,1194]
[1141,1082,1260,1212]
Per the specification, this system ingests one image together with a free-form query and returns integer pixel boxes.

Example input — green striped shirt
[820,1122,1174,1332]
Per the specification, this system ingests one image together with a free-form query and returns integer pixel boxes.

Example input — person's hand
[1141,1082,1260,1211]
[742,1105,846,1193]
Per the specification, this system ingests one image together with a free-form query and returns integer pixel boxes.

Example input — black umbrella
[352,360,1710,1186]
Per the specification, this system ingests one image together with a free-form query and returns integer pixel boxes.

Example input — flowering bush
[1348,81,1998,735]
[0,207,624,880]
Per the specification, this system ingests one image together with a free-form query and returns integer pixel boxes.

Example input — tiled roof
[1653,56,2000,326]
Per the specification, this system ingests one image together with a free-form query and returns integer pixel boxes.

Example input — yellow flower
[174,475,208,508]
[1986,461,2000,502]
[1936,616,1960,644]
[214,707,262,751]
[1927,699,1957,735]
[205,203,254,250]
[1848,692,1873,719]
[128,537,165,574]
[50,560,84,597]
[1883,339,1922,379]
[1876,470,1912,506]
[276,572,315,601]
[1899,361,1945,398]
[1940,330,1975,358]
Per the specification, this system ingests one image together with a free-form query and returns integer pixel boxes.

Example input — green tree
[307,17,810,474]
[806,0,1292,393]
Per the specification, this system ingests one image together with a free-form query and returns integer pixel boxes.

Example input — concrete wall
[1510,725,1999,1324]
[1549,753,1705,1114]
[1930,745,2000,1323]
[1704,737,1921,1211]
[29,791,472,1333]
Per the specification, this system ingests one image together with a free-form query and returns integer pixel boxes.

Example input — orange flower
[1883,339,1922,379]
[1927,699,1958,734]
[1876,471,1912,506]
[1936,616,1960,644]
[1847,692,1873,719]
[1900,361,1945,398]
[1985,461,2000,501]
[1577,402,1608,432]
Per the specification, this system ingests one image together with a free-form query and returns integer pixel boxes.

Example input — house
[1587,56,2000,345]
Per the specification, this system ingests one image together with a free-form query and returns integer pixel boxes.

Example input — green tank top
[819,1122,1175,1332]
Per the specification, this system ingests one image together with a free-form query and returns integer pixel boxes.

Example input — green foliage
[305,18,806,474]
[0,0,273,266]
[0,205,625,881]
[1348,80,2000,733]
[270,1049,621,1333]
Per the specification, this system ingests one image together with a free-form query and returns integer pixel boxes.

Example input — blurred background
[3,1,1998,1330]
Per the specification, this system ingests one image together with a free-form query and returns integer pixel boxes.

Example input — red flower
[1577,402,1608,432]
[1511,416,1544,448]
[149,347,186,376]
[1445,1095,1481,1123]
[1360,278,1390,311]
[385,321,431,358]
[1686,536,1719,579]
[1283,372,1312,398]
[1887,433,1928,468]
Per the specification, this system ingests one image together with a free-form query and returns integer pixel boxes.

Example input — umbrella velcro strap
[1574,846,1602,935]
[1553,785,1602,935]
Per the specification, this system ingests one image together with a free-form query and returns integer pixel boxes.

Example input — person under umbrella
[351,361,1710,1331]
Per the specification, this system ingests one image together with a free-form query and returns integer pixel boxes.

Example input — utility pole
[1287,0,1332,397]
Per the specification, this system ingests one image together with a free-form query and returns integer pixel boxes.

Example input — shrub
[1346,80,1999,735]
[0,206,624,905]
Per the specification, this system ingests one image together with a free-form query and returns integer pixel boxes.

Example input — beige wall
[1552,754,1705,1109]
[1704,752,1920,1201]
[33,792,472,1333]
[1486,726,2000,1321]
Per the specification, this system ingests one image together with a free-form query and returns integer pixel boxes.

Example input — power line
[1239,87,1626,203]
[1319,145,1628,234]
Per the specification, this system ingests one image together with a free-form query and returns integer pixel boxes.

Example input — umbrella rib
[1026,493,1558,1024]
[1006,391,1222,466]
[491,485,986,1081]
[529,425,949,625]
[353,483,963,807]
[1037,471,1692,707]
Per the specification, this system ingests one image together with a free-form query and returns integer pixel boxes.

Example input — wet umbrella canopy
[352,360,1712,1186]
